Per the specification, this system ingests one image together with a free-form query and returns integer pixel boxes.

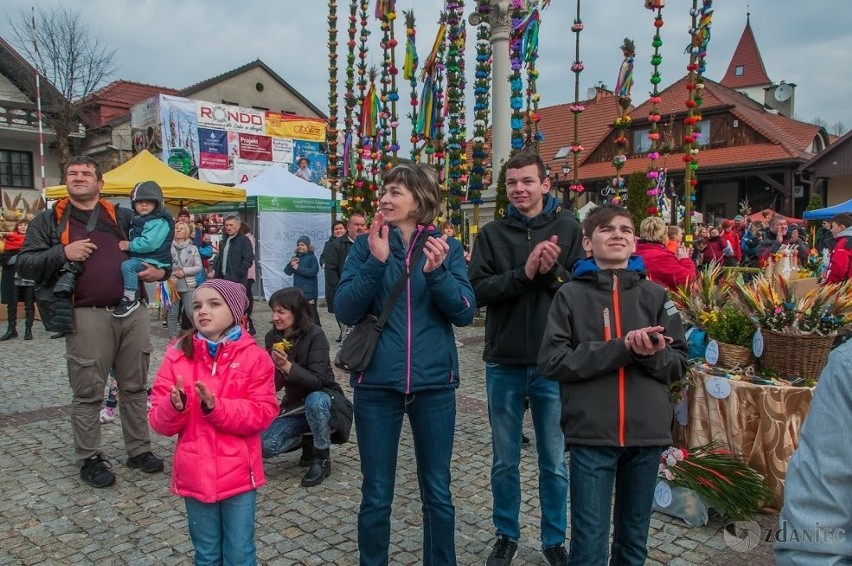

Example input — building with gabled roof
[181,59,326,119]
[78,80,180,170]
[549,76,827,223]
[77,59,326,174]
[529,13,827,224]
[0,35,83,212]
[799,128,852,207]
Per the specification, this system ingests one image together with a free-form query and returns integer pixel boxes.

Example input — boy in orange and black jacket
[538,204,688,566]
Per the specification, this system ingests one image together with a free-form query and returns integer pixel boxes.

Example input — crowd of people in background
[631,209,852,293]
[5,150,852,565]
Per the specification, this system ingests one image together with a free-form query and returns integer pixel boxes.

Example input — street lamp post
[545,163,573,207]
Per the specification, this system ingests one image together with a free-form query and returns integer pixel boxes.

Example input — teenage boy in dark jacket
[538,204,688,566]
[468,151,584,566]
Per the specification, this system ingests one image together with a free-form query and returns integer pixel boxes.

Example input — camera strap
[61,203,125,240]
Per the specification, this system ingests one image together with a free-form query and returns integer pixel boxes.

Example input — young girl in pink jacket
[149,279,278,565]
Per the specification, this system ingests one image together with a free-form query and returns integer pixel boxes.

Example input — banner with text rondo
[257,196,334,213]
[265,112,327,142]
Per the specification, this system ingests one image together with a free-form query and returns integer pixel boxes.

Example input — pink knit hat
[196,279,247,327]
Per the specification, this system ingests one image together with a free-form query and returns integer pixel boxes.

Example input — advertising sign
[130,94,328,187]
[265,113,327,142]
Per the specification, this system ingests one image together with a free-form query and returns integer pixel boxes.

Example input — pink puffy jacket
[149,331,278,503]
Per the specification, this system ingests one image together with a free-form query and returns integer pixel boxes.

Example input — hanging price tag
[705,339,719,365]
[654,481,673,508]
[753,329,764,358]
[706,376,732,399]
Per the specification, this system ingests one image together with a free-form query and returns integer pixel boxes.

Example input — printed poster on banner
[239,133,273,162]
[290,140,328,185]
[130,94,328,187]
[272,138,294,164]
[265,112,327,142]
[198,128,229,170]
[130,96,162,154]
[234,159,275,185]
[159,95,200,178]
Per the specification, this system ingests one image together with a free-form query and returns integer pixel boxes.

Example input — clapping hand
[524,235,560,279]
[195,381,216,411]
[170,375,186,411]
[368,212,390,262]
[423,235,450,273]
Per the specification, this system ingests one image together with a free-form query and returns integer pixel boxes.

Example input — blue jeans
[486,363,568,549]
[567,445,663,566]
[120,257,147,293]
[355,387,457,566]
[261,391,332,457]
[184,489,257,566]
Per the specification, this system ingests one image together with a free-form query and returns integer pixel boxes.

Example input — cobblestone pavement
[0,303,779,565]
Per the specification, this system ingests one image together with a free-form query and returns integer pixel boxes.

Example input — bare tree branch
[7,6,117,162]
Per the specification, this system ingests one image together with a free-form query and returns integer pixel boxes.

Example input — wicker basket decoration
[716,342,756,369]
[760,329,834,380]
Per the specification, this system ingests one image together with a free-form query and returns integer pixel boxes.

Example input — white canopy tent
[241,164,336,300]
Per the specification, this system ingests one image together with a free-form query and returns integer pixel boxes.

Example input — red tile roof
[472,76,824,187]
[720,19,771,89]
[80,80,179,128]
[537,89,625,174]
[574,77,822,182]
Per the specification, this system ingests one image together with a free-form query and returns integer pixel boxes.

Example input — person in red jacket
[149,278,278,565]
[1,219,35,340]
[720,219,742,264]
[634,217,696,292]
[824,213,852,285]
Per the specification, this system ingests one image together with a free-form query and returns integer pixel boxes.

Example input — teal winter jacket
[334,226,476,393]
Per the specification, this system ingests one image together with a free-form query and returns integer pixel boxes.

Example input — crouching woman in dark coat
[261,287,352,487]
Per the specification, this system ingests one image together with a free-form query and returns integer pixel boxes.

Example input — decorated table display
[734,276,852,381]
[665,262,852,511]
[685,363,813,510]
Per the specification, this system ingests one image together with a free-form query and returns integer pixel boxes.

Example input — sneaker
[99,406,116,423]
[455,339,464,347]
[126,451,164,473]
[161,320,168,328]
[542,544,568,566]
[113,298,140,318]
[80,454,116,488]
[486,536,518,566]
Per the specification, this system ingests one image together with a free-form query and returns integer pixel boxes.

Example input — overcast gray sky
[2,0,849,139]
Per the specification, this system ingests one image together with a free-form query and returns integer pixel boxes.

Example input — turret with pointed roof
[720,13,771,90]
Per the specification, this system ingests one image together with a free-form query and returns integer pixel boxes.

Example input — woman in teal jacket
[284,235,320,325]
[334,163,476,565]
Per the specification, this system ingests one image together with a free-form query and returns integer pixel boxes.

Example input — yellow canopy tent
[44,150,246,206]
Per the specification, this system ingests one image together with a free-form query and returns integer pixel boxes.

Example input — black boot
[0,305,17,341]
[298,437,313,467]
[301,448,330,487]
[0,326,17,341]
[23,301,34,341]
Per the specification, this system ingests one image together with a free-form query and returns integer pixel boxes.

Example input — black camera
[53,261,85,298]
